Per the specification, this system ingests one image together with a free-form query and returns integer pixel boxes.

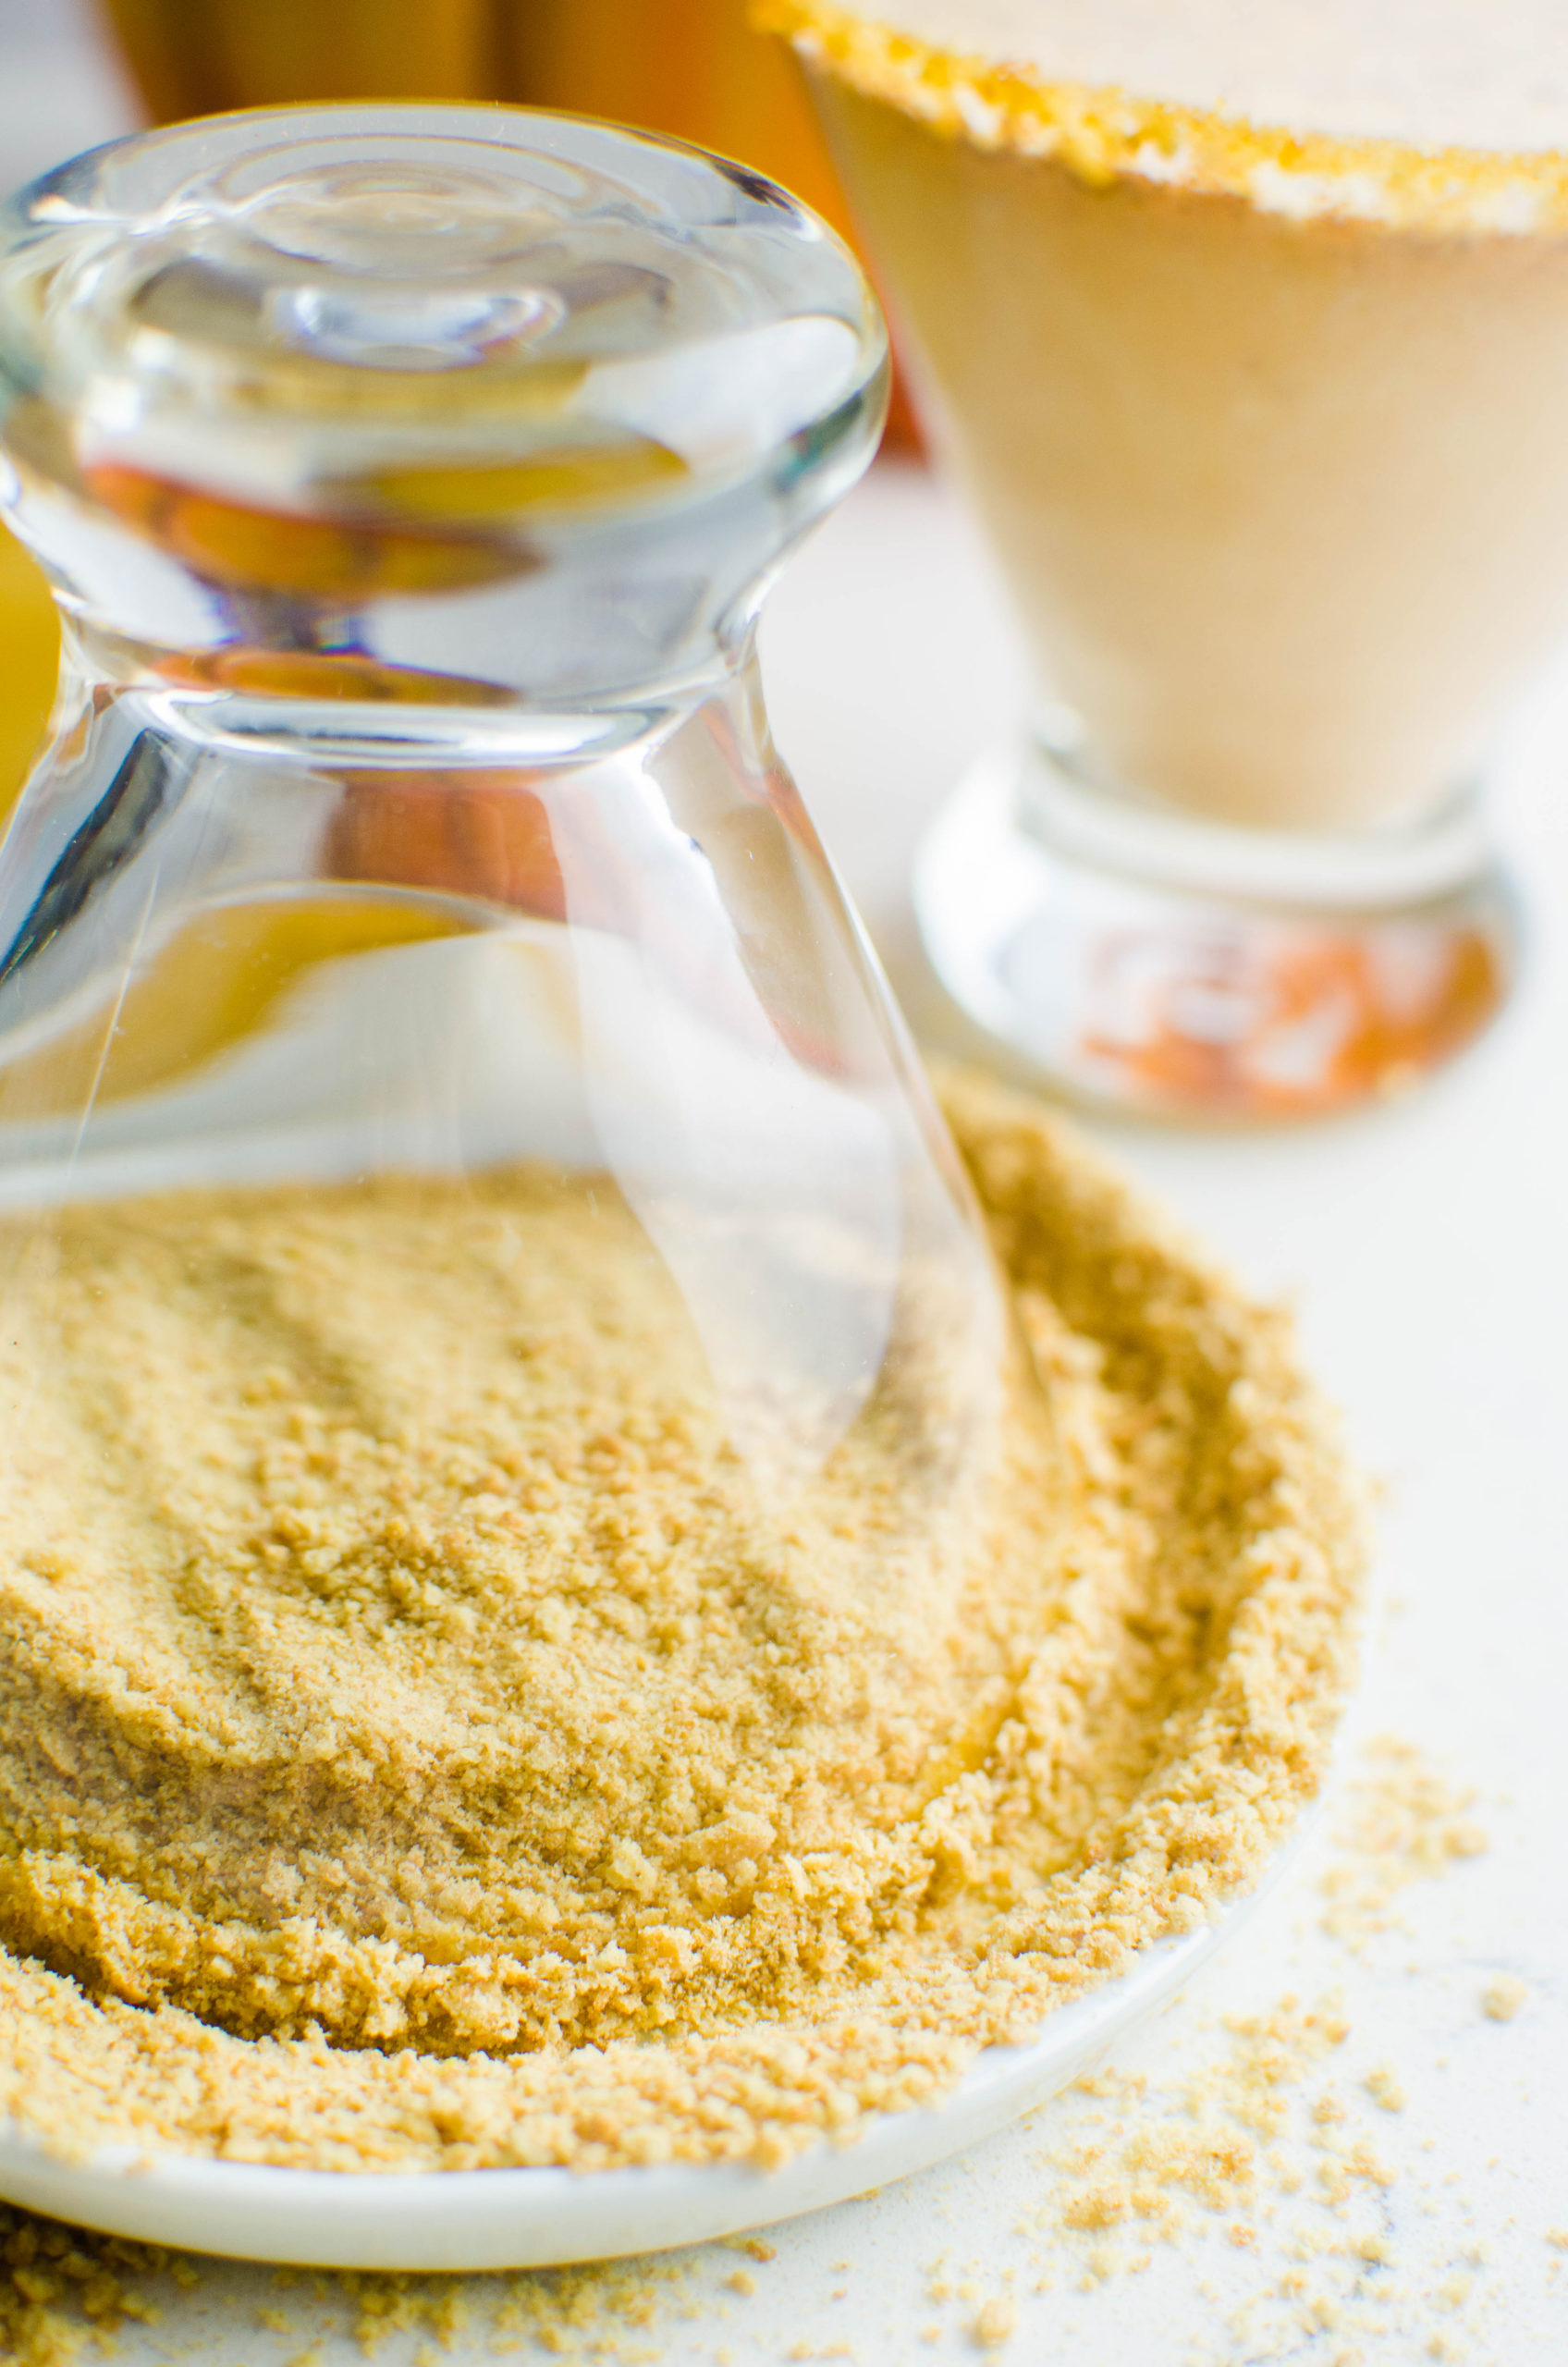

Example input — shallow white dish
[0,1821,1305,2273]
[0,942,1343,2270]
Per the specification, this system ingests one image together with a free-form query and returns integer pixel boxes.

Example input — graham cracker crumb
[1479,1976,1527,2023]
[1365,2067,1406,2113]
[971,2292,1017,2348]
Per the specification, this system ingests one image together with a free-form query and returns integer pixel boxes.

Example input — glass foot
[913,742,1517,1122]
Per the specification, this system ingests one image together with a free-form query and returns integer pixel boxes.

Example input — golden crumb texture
[759,0,1568,232]
[0,1066,1366,2174]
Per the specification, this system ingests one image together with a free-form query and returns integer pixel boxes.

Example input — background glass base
[913,743,1517,1122]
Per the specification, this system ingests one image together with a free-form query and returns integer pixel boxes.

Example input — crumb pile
[0,1144,1030,2064]
[0,1071,1363,2171]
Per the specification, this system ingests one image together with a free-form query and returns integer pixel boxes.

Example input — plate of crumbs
[0,1069,1365,2268]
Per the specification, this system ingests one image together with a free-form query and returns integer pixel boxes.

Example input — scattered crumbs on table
[900,1733,1537,2362]
[0,2205,178,2367]
[1480,1975,1529,2022]
[1319,1736,1488,1950]
[970,2291,1018,2349]
[1365,2065,1407,2112]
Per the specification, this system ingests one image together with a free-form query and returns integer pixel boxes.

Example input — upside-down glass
[779,1,1568,1118]
[0,106,1003,1521]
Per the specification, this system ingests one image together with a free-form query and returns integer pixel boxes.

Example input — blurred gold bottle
[98,0,918,443]
[503,0,849,234]
[0,526,59,825]
[104,0,833,196]
[98,0,497,114]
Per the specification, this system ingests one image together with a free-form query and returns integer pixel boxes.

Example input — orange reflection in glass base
[914,753,1516,1124]
[1075,914,1508,1120]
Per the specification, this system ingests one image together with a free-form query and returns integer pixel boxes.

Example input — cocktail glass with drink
[775,0,1568,1116]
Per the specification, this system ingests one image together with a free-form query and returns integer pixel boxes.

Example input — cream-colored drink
[771,0,1568,831]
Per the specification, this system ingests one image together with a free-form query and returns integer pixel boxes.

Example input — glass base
[913,742,1517,1122]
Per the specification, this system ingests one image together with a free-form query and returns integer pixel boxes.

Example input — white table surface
[1,17,1565,2362]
